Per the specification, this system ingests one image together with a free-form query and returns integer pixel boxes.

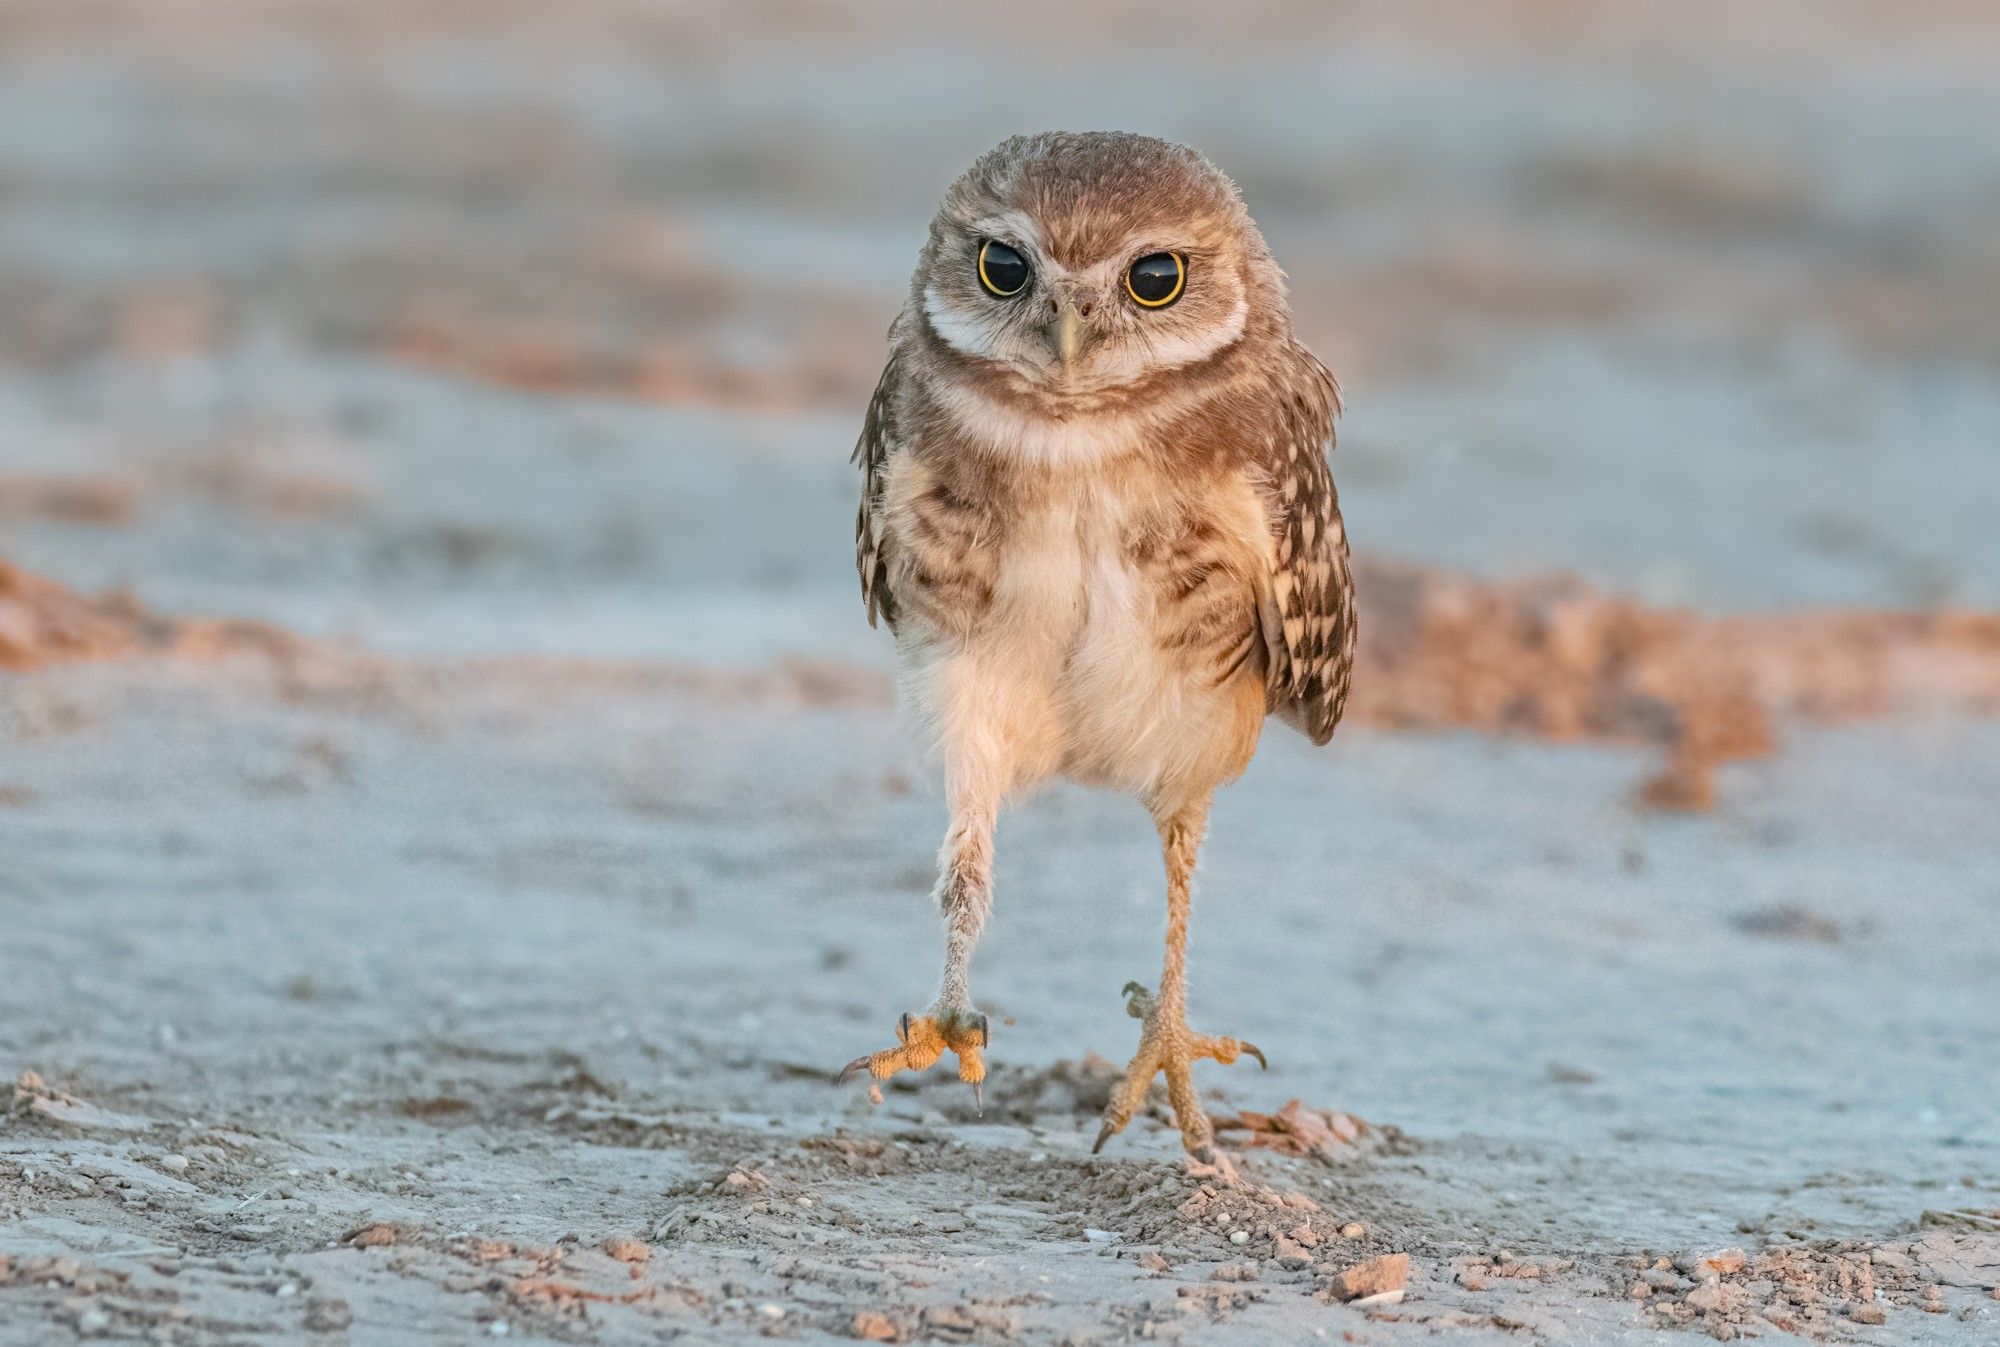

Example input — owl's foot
[837,1006,988,1112]
[1092,981,1264,1163]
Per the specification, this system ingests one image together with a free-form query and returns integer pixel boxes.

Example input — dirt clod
[345,1223,403,1248]
[602,1238,649,1266]
[1323,1253,1410,1303]
[850,1310,900,1341]
[1210,1100,1392,1163]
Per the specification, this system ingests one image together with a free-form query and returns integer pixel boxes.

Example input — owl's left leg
[837,768,997,1109]
[1093,795,1265,1164]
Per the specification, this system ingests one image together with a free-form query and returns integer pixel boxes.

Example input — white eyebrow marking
[922,285,999,359]
[968,210,1047,255]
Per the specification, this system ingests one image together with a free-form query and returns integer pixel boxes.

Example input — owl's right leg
[838,765,998,1110]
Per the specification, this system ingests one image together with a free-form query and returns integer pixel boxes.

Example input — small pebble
[758,1304,785,1320]
[160,1155,190,1174]
[1340,1223,1366,1240]
[1229,1230,1249,1246]
[488,1322,510,1338]
[276,1283,299,1298]
[77,1307,112,1334]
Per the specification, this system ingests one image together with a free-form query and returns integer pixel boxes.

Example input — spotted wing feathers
[1253,349,1356,746]
[852,354,903,630]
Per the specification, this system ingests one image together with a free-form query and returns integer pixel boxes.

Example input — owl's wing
[1250,346,1355,746]
[851,349,905,630]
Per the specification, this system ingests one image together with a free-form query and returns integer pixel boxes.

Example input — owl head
[909,132,1286,406]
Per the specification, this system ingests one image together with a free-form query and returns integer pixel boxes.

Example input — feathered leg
[839,769,995,1109]
[1093,795,1264,1162]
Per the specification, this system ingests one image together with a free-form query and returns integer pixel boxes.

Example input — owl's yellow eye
[977,240,1030,297]
[1125,252,1186,308]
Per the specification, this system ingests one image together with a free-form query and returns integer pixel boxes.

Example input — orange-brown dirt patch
[1349,558,2000,808]
[5,558,1997,808]
[0,560,298,671]
[0,474,137,527]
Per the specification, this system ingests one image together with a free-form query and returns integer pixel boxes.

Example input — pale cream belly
[1046,553,1263,801]
[902,497,1265,808]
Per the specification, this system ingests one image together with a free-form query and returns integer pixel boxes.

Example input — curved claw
[970,1080,984,1116]
[838,1010,988,1103]
[1243,1042,1267,1070]
[1092,1122,1116,1155]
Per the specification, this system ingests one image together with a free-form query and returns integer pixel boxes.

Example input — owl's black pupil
[1129,254,1181,302]
[981,242,1028,295]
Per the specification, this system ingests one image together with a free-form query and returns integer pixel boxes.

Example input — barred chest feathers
[880,437,1271,805]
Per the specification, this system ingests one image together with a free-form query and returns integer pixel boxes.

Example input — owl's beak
[1049,303,1085,371]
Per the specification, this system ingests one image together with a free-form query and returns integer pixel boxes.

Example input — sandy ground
[4,2,2000,1343]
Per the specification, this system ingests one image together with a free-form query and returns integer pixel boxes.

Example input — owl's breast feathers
[850,340,1355,746]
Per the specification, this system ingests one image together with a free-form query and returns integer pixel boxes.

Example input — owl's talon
[1095,983,1264,1158]
[837,1009,990,1104]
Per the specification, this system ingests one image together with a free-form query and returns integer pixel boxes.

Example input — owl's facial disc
[920,207,1249,396]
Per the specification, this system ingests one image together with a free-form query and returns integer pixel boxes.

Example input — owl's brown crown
[949,132,1248,270]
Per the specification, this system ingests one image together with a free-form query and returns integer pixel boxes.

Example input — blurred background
[6,0,2000,660]
[2,3,1998,1342]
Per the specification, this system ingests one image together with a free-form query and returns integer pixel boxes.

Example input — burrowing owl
[839,132,1354,1163]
